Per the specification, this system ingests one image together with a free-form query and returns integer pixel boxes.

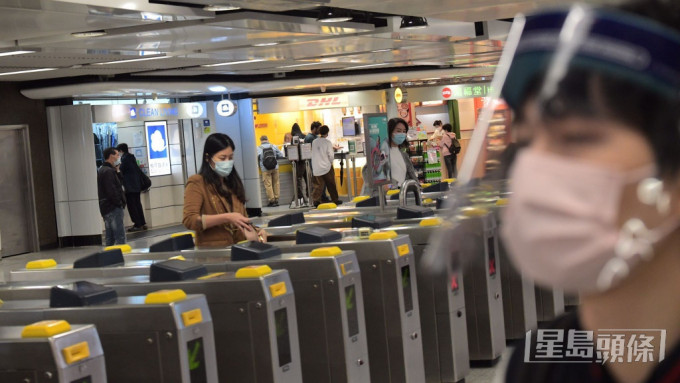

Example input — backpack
[262,146,278,170]
[444,133,462,154]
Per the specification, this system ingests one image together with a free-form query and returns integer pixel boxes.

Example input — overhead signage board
[441,84,492,99]
[93,102,207,123]
[216,100,237,117]
[298,94,349,110]
[145,120,171,177]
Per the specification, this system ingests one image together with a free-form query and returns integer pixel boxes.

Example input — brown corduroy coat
[182,174,247,248]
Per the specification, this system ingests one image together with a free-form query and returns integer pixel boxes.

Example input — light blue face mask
[114,158,121,166]
[392,133,407,145]
[213,160,234,177]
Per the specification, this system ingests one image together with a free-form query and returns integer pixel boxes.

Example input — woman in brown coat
[183,133,267,248]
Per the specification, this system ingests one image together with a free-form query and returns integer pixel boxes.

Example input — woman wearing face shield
[183,133,267,248]
[497,1,680,382]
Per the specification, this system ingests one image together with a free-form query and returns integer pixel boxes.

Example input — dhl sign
[298,94,349,110]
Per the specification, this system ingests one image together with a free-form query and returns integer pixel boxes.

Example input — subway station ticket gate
[274,233,427,383]
[207,248,371,383]
[6,250,370,383]
[452,214,506,361]
[492,208,538,340]
[281,228,467,383]
[115,235,427,383]
[0,290,217,383]
[0,322,106,383]
[0,270,302,383]
[536,286,565,322]
[383,217,505,362]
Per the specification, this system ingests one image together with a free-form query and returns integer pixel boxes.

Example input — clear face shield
[422,4,680,294]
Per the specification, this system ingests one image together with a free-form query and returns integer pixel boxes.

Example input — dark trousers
[125,192,146,227]
[444,154,458,178]
[295,161,307,200]
[312,169,339,203]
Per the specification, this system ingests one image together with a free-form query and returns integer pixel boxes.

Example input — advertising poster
[145,120,171,176]
[363,113,390,186]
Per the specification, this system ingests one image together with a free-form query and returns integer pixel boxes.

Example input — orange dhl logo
[306,96,343,108]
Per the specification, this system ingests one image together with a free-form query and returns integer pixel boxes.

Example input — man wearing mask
[97,147,126,246]
[116,143,147,232]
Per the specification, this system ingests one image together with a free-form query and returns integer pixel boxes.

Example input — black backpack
[445,133,462,154]
[262,146,278,170]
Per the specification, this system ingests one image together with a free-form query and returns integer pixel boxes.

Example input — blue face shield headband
[501,8,680,110]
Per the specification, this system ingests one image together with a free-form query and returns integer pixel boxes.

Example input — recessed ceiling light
[0,49,36,57]
[371,48,393,53]
[400,16,428,29]
[253,42,278,47]
[317,7,352,23]
[203,4,241,11]
[208,85,227,92]
[0,68,57,76]
[71,30,107,38]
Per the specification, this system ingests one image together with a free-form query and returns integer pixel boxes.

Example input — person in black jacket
[98,147,126,245]
[117,143,147,232]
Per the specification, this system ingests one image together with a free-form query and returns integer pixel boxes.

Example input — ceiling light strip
[0,68,57,76]
[93,55,170,65]
[202,59,267,67]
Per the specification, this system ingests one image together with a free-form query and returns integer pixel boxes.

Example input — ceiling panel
[1,0,626,96]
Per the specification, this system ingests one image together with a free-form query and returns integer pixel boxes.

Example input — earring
[637,177,671,215]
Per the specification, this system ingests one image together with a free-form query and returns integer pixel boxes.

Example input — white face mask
[213,160,234,178]
[501,149,677,294]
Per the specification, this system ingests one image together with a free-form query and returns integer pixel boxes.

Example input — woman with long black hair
[183,133,267,248]
[387,117,418,187]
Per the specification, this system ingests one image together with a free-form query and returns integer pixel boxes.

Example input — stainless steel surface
[399,179,423,207]
[102,249,372,383]
[494,209,537,340]
[278,236,427,383]
[0,125,39,257]
[457,214,506,361]
[535,286,565,322]
[387,224,470,382]
[0,271,302,383]
[0,324,106,383]
[0,295,217,383]
[5,261,155,283]
[564,293,580,307]
[211,252,371,383]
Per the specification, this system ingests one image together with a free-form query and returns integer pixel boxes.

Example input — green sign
[447,84,494,99]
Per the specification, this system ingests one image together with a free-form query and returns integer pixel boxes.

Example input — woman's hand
[243,226,268,242]
[222,212,251,231]
[243,225,259,242]
[257,228,268,243]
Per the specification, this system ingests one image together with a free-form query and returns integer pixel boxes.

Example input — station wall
[0,83,57,249]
